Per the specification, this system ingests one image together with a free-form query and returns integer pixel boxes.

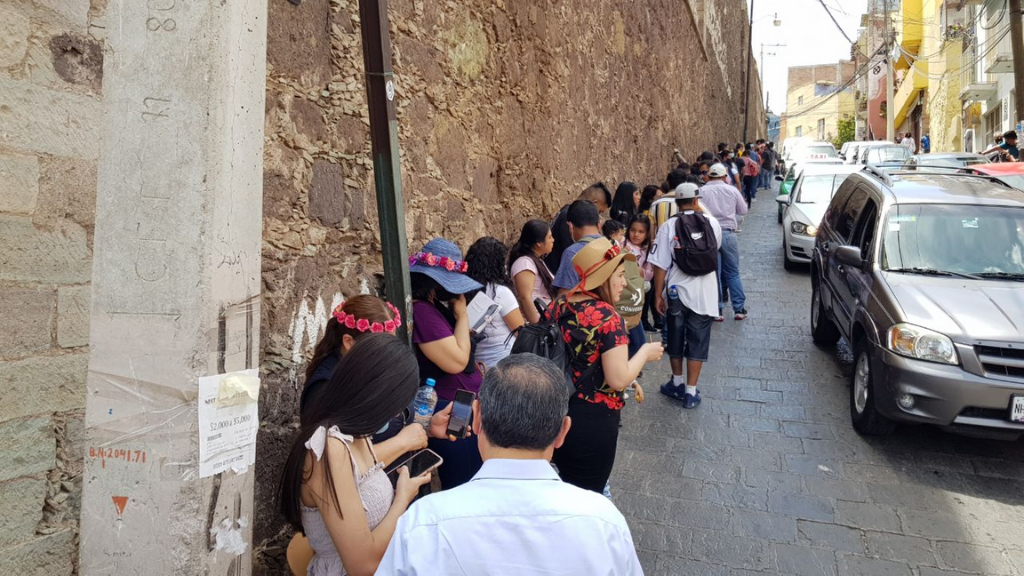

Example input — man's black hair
[566,199,600,228]
[667,168,689,190]
[1003,130,1018,141]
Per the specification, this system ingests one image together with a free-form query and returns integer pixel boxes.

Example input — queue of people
[280,145,766,575]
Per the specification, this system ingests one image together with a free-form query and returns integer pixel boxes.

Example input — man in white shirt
[376,354,643,576]
[700,164,749,321]
[650,183,722,410]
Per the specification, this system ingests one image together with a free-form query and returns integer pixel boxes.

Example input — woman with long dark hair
[610,181,640,225]
[546,238,663,493]
[464,237,525,369]
[409,238,485,489]
[279,334,432,576]
[508,219,556,324]
[638,185,661,216]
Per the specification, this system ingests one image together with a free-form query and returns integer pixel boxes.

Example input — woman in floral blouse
[545,237,664,493]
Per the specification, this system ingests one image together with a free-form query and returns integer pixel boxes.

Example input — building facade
[959,0,1021,153]
[783,62,857,146]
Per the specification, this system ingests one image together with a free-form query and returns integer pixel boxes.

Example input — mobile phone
[446,389,476,439]
[387,449,443,488]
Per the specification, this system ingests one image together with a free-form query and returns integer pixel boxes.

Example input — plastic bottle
[412,378,438,429]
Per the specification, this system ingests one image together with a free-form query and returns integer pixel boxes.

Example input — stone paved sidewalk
[612,183,1024,576]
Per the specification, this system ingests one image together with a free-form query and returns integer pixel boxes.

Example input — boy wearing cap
[700,163,749,321]
[650,183,722,409]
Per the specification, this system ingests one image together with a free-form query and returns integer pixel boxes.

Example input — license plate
[1012,396,1024,423]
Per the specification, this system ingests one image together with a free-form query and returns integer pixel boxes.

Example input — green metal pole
[358,0,411,342]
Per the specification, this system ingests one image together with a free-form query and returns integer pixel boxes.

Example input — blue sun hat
[408,238,483,295]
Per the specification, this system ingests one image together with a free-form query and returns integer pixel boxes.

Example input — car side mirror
[775,194,791,206]
[834,245,863,268]
[775,175,784,182]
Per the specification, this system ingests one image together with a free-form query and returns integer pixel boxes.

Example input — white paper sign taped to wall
[199,369,260,478]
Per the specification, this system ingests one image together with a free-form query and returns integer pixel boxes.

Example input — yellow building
[892,0,963,152]
[784,81,856,144]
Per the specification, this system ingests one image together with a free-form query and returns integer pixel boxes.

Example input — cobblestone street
[613,185,1024,576]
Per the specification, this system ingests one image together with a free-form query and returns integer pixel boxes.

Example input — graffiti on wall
[286,277,372,383]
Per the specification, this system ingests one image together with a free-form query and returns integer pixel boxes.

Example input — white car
[777,164,864,270]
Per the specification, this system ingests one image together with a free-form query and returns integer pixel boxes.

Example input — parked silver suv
[810,167,1024,437]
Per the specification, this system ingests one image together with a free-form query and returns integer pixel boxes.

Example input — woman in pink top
[508,219,556,324]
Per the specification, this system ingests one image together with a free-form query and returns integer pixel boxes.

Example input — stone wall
[254,0,763,570]
[0,0,103,573]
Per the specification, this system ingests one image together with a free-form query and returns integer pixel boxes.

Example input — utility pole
[885,0,895,141]
[358,0,412,341]
[1009,0,1024,131]
[743,0,755,142]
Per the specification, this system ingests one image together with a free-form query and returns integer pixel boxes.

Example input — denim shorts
[665,299,713,361]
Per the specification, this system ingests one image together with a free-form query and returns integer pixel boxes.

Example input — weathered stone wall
[0,0,103,573]
[255,0,763,570]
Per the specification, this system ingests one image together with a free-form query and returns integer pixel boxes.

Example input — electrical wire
[785,43,889,120]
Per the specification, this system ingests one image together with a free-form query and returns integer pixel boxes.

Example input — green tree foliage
[834,117,856,149]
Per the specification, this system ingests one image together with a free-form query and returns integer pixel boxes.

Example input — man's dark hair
[579,182,612,209]
[717,142,728,153]
[767,142,774,149]
[479,354,571,450]
[698,151,715,163]
[1004,130,1018,141]
[667,168,689,190]
[566,199,600,228]
[756,139,765,145]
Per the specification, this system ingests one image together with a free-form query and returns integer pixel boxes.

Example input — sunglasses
[700,170,710,175]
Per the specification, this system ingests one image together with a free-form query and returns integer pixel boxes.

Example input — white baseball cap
[674,182,699,200]
[708,163,729,178]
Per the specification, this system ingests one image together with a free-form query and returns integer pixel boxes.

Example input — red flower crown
[332,302,403,334]
[408,251,469,273]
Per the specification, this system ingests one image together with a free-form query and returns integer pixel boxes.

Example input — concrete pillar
[80,0,266,573]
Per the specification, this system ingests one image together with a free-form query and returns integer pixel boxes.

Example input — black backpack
[508,299,569,371]
[508,298,600,392]
[672,212,719,276]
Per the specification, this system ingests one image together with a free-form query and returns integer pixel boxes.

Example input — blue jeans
[717,231,746,314]
[742,176,757,203]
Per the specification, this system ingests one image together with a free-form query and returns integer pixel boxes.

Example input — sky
[750,0,869,114]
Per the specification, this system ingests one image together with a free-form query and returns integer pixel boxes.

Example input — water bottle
[668,285,683,315]
[412,378,438,429]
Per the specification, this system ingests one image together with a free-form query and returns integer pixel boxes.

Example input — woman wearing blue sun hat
[409,238,485,489]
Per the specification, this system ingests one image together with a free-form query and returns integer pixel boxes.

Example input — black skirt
[552,396,621,493]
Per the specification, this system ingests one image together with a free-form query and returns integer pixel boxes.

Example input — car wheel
[810,278,840,346]
[850,341,896,436]
[783,240,797,271]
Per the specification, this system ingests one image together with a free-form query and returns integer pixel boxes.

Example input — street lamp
[743,8,782,141]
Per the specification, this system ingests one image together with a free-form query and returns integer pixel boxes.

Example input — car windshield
[867,147,912,163]
[796,146,838,159]
[920,157,986,168]
[795,174,850,204]
[996,175,1024,190]
[882,204,1024,276]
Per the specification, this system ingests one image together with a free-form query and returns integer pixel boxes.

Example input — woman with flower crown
[408,238,487,489]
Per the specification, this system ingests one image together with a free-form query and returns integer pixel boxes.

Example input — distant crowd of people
[279,142,771,575]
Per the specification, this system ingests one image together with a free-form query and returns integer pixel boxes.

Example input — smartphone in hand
[446,389,475,439]
[386,449,443,488]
